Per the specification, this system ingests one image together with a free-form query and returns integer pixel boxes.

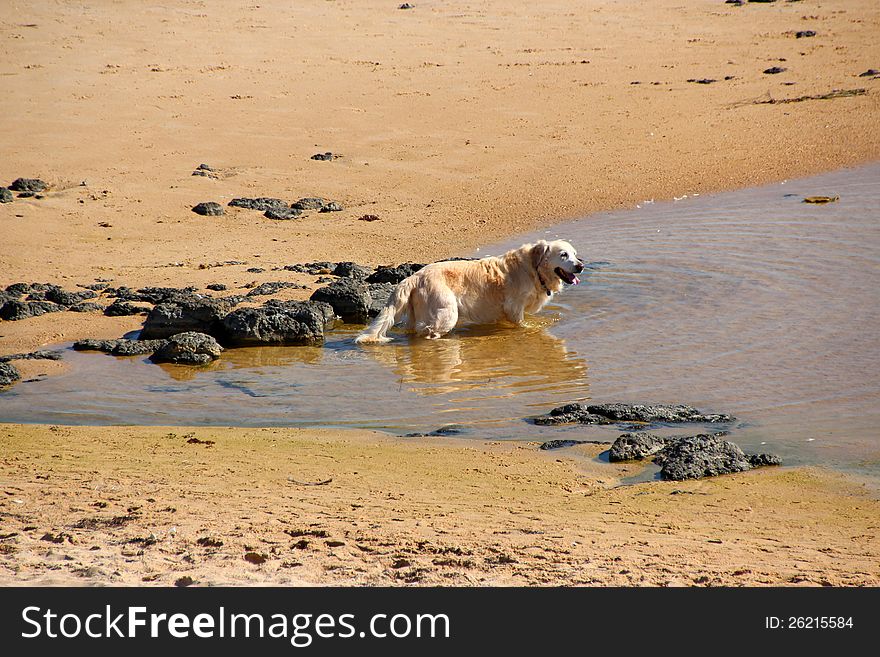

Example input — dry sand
[1,424,877,587]
[1,1,879,586]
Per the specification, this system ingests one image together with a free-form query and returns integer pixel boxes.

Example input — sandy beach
[1,1,879,586]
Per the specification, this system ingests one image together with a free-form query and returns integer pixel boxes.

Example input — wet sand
[1,424,878,586]
[2,1,880,585]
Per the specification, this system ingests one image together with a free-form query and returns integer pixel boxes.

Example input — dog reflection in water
[360,324,589,398]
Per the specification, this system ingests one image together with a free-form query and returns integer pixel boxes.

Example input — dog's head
[530,239,583,288]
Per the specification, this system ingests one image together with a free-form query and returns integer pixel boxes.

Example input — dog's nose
[574,262,584,273]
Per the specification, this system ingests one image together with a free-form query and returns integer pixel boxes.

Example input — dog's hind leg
[414,288,459,339]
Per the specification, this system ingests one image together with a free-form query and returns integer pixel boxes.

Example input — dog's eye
[560,251,568,259]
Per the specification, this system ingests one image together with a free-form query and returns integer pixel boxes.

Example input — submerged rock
[150,332,222,365]
[311,152,335,161]
[404,425,467,438]
[140,297,236,339]
[221,300,336,346]
[533,402,734,426]
[0,362,21,388]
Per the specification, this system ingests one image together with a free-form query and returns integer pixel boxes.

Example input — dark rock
[73,339,169,356]
[587,403,733,424]
[140,297,236,339]
[264,207,302,220]
[311,152,335,161]
[192,202,225,216]
[134,286,200,304]
[283,261,334,274]
[399,2,415,8]
[0,300,64,321]
[687,78,716,84]
[319,201,343,213]
[221,300,336,346]
[68,302,103,313]
[114,339,169,356]
[9,178,47,192]
[192,170,214,178]
[45,288,97,306]
[0,350,62,363]
[104,300,149,316]
[310,278,372,323]
[206,283,227,291]
[228,197,287,212]
[150,332,222,365]
[4,282,37,296]
[332,261,373,279]
[291,197,326,211]
[366,282,394,316]
[246,281,305,297]
[196,163,214,171]
[763,66,787,74]
[747,453,783,467]
[358,214,380,222]
[0,188,13,203]
[858,69,879,78]
[404,425,466,437]
[246,267,265,273]
[366,263,426,284]
[656,434,752,481]
[72,339,117,352]
[533,402,734,426]
[0,362,21,388]
[795,30,816,38]
[608,433,671,462]
[532,403,612,426]
[80,282,110,291]
[539,439,591,450]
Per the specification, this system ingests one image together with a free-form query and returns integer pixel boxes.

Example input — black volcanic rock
[150,332,222,365]
[140,297,236,339]
[221,300,336,346]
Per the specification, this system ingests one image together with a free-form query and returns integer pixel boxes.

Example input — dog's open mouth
[554,267,580,285]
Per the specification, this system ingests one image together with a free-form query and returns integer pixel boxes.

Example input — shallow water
[2,164,879,478]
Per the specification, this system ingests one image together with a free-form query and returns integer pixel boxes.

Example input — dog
[355,239,583,343]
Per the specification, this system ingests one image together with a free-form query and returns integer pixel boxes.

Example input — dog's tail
[354,277,417,344]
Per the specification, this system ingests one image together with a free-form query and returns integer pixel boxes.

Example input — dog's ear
[530,241,549,269]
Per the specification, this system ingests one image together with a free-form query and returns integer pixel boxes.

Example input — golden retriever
[355,239,583,343]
